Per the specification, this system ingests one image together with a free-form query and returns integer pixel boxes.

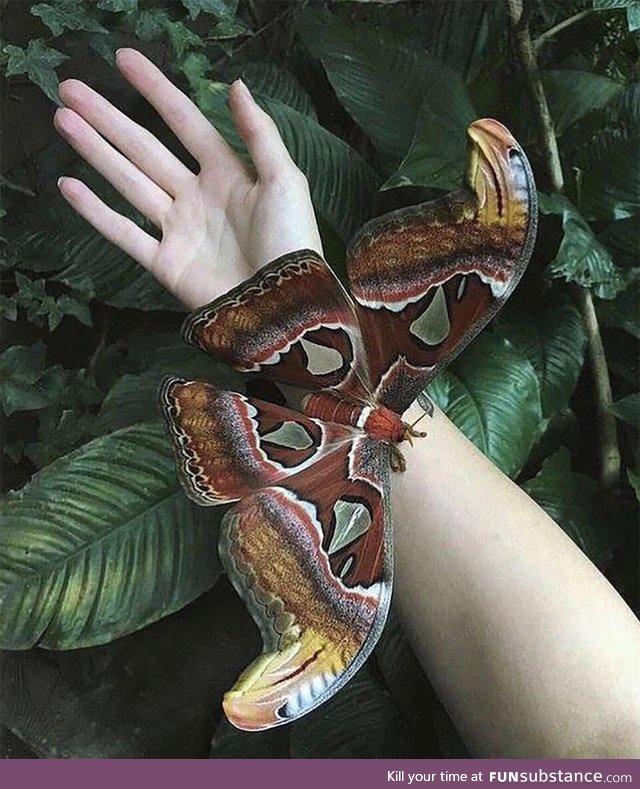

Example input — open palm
[54,48,322,310]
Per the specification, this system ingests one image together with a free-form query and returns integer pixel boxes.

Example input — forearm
[393,404,640,758]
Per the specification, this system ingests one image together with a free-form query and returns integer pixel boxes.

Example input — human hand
[54,48,322,310]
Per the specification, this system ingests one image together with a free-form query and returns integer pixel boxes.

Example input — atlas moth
[160,119,537,731]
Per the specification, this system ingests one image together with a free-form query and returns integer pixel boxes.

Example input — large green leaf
[539,193,626,299]
[95,342,241,434]
[289,666,410,758]
[56,226,182,311]
[609,392,639,427]
[183,75,379,240]
[427,333,543,477]
[297,8,472,163]
[0,422,221,650]
[383,95,475,191]
[596,274,640,337]
[574,84,639,220]
[497,293,587,418]
[240,62,316,118]
[523,449,612,566]
[3,582,259,758]
[542,70,624,137]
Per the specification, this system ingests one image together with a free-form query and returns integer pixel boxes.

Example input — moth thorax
[363,406,405,444]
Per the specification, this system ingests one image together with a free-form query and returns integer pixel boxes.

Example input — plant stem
[534,9,594,52]
[0,174,35,197]
[505,0,621,490]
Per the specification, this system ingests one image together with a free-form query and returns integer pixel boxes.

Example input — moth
[160,119,537,731]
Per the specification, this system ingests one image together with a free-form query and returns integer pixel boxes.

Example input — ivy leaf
[164,20,203,58]
[0,422,222,650]
[3,39,69,104]
[0,344,65,417]
[523,449,612,566]
[0,295,18,321]
[134,8,169,40]
[180,0,236,20]
[541,70,623,137]
[539,193,626,299]
[609,393,639,427]
[97,0,138,11]
[427,333,543,478]
[498,293,587,418]
[57,294,93,326]
[31,1,107,37]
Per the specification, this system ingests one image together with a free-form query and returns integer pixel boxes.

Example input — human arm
[395,401,640,757]
[55,49,640,757]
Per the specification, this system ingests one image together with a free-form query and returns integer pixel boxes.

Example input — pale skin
[55,48,640,758]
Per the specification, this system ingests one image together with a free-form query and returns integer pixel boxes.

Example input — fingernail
[235,78,254,100]
[57,176,66,189]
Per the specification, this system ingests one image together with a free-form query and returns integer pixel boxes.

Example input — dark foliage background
[1,0,638,759]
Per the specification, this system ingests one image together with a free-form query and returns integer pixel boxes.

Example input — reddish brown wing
[160,377,355,505]
[218,436,392,730]
[347,119,537,414]
[182,249,371,402]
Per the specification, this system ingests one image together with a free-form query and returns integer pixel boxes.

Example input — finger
[58,79,194,195]
[58,176,159,268]
[229,79,299,182]
[54,107,172,228]
[115,48,245,175]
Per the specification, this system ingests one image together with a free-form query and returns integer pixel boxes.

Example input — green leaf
[289,666,410,758]
[427,333,543,477]
[55,227,182,311]
[31,1,107,37]
[384,96,475,191]
[498,293,587,418]
[181,0,236,20]
[0,344,65,417]
[3,583,258,758]
[609,392,639,427]
[523,449,612,566]
[574,84,639,221]
[97,0,138,11]
[3,39,69,104]
[374,608,441,753]
[57,293,93,326]
[297,8,472,163]
[542,70,623,137]
[186,80,379,240]
[134,9,169,40]
[628,468,640,500]
[164,20,203,58]
[95,343,241,434]
[597,274,640,337]
[210,719,289,759]
[539,193,626,299]
[241,62,316,118]
[0,422,222,650]
[0,294,18,321]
